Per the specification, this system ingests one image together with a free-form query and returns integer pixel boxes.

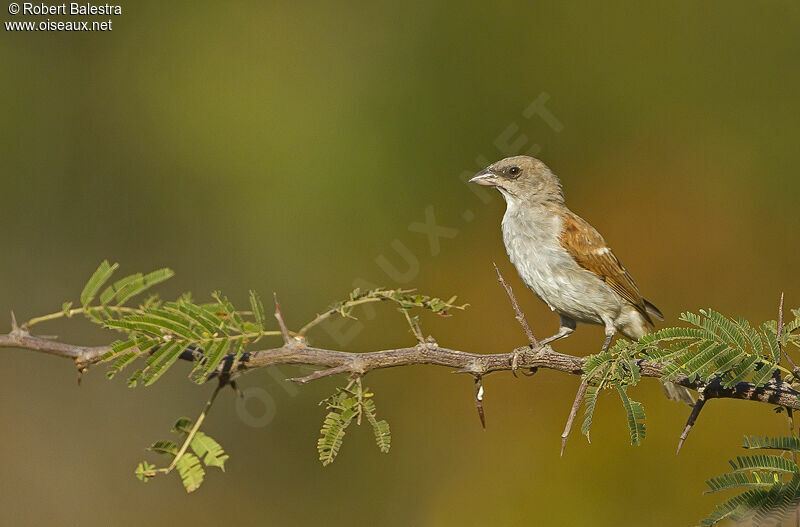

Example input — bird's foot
[511,349,520,377]
[510,346,535,377]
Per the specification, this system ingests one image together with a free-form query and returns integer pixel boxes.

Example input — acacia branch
[2,323,799,410]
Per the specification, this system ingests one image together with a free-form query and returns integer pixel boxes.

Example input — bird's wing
[558,210,651,322]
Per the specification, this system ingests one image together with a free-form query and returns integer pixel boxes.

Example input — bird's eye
[509,166,520,176]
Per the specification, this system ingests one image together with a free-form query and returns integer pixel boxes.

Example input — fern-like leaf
[580,385,599,442]
[174,452,205,493]
[729,454,799,474]
[743,435,800,453]
[249,290,266,332]
[616,385,645,446]
[363,398,391,453]
[190,431,229,470]
[317,408,356,466]
[705,471,779,494]
[80,260,119,307]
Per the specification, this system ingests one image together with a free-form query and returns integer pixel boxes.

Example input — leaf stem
[165,383,223,474]
[25,306,139,328]
[297,296,389,336]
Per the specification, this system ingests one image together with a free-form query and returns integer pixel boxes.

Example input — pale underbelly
[505,242,622,325]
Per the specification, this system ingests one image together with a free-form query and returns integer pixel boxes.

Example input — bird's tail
[626,302,694,406]
[660,380,695,405]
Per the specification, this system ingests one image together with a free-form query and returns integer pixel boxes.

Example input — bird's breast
[500,207,619,324]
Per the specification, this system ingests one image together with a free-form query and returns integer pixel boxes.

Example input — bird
[470,155,693,405]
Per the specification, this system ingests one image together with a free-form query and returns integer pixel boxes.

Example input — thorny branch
[2,280,800,455]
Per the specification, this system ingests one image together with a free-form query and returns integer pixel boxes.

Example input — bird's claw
[511,350,520,377]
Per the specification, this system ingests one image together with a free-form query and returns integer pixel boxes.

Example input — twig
[474,375,486,429]
[788,404,800,527]
[493,263,538,348]
[10,306,800,412]
[288,364,352,384]
[778,293,799,375]
[493,263,539,376]
[273,293,293,345]
[561,380,589,456]
[165,382,223,474]
[676,394,707,455]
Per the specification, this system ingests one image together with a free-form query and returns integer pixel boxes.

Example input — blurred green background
[2,1,800,525]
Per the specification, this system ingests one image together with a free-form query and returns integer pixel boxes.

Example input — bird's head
[470,156,564,204]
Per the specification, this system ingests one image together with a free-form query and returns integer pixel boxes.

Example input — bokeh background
[2,1,800,525]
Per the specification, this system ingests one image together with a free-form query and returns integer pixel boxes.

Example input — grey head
[470,155,564,205]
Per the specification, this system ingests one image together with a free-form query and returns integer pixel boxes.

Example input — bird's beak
[469,168,499,186]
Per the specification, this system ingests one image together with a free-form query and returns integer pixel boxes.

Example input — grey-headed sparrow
[471,155,692,404]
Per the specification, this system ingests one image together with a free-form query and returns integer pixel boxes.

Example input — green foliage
[578,307,800,449]
[134,460,157,483]
[329,287,466,319]
[98,288,271,386]
[299,286,468,338]
[55,264,467,388]
[46,262,800,516]
[317,380,391,466]
[743,435,800,453]
[616,385,646,446]
[641,309,787,388]
[580,386,599,442]
[136,417,229,493]
[701,436,800,525]
[579,341,644,444]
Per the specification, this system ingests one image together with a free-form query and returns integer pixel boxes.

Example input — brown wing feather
[559,211,652,323]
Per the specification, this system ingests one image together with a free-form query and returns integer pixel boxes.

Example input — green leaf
[762,322,781,364]
[175,452,205,493]
[212,291,246,332]
[106,352,139,379]
[705,471,778,494]
[190,432,229,470]
[174,301,224,336]
[190,339,229,384]
[134,461,157,483]
[173,417,193,434]
[616,385,645,446]
[80,261,119,307]
[249,290,266,332]
[743,435,800,453]
[150,440,179,456]
[363,397,391,454]
[722,354,760,388]
[318,411,350,466]
[138,341,184,386]
[580,385,599,442]
[729,454,799,474]
[751,362,777,387]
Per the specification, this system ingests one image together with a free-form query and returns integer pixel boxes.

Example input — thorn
[273,293,293,346]
[561,380,589,457]
[677,396,707,455]
[493,263,539,350]
[778,292,785,351]
[10,311,18,331]
[76,364,88,386]
[288,364,350,384]
[229,380,244,399]
[777,293,798,377]
[474,375,486,429]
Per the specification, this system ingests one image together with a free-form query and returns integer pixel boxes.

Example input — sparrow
[471,155,693,404]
